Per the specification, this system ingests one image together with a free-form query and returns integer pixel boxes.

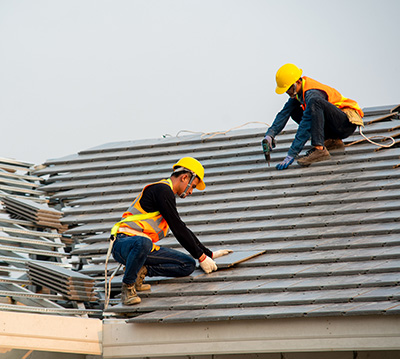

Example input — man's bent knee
[180,257,196,276]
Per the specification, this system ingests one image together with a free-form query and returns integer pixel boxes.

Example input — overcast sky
[1,0,399,165]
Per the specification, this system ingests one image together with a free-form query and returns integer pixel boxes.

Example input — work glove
[276,155,294,170]
[212,249,233,259]
[199,255,218,274]
[262,135,274,151]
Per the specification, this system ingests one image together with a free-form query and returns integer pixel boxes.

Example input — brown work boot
[297,147,331,167]
[121,283,141,305]
[324,139,344,151]
[135,266,151,292]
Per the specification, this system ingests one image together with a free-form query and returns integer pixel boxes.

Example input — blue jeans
[307,96,357,147]
[111,233,196,285]
[266,89,356,157]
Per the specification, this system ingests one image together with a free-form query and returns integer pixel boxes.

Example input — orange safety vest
[300,77,364,118]
[112,179,173,243]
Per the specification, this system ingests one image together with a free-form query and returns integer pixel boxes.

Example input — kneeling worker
[264,63,364,170]
[110,157,232,305]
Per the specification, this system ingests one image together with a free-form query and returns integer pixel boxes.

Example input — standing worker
[263,63,364,170]
[110,157,232,305]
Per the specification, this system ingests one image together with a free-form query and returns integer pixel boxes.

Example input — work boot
[135,266,151,292]
[121,283,141,305]
[324,139,344,151]
[297,147,331,167]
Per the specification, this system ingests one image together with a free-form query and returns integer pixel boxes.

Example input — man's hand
[263,135,274,151]
[276,155,294,170]
[199,255,218,274]
[212,249,233,259]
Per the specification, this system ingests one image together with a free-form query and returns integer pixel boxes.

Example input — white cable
[163,121,271,140]
[176,129,205,137]
[104,263,121,310]
[346,126,396,148]
[104,237,121,310]
[359,126,396,148]
[167,119,396,149]
[200,121,270,139]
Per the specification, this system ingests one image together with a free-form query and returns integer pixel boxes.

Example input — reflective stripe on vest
[110,211,160,236]
[110,178,173,243]
[300,77,364,118]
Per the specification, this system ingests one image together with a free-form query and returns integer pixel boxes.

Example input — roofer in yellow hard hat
[109,157,232,305]
[263,63,364,169]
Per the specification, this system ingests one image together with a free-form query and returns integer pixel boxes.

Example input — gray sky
[1,0,399,165]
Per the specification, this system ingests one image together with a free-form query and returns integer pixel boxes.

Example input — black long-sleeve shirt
[139,182,213,260]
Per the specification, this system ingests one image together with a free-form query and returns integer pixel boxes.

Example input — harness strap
[105,178,173,308]
[104,236,121,310]
[110,211,160,236]
[110,178,173,236]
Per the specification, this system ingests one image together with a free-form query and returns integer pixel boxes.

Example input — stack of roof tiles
[32,104,400,322]
[2,196,65,231]
[0,158,101,316]
[27,261,97,302]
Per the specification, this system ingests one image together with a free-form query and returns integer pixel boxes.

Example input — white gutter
[103,315,400,358]
[0,311,102,355]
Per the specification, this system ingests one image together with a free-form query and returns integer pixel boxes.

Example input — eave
[103,315,400,358]
[0,311,102,355]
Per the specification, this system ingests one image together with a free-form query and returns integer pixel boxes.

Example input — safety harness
[104,211,163,309]
[104,179,175,309]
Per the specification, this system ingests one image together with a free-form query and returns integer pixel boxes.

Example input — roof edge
[0,311,102,355]
[103,315,400,358]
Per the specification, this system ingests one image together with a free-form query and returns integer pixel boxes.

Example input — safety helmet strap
[179,170,197,198]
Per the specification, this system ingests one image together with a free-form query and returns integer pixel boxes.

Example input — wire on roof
[163,121,271,140]
[166,121,395,149]
[201,121,271,139]
[346,126,396,148]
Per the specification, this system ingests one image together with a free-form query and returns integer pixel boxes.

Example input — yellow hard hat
[275,63,303,94]
[173,157,206,190]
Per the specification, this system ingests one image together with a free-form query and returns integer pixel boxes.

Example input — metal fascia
[103,315,400,358]
[0,311,102,355]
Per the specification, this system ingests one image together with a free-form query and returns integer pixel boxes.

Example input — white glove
[212,249,233,259]
[199,256,217,274]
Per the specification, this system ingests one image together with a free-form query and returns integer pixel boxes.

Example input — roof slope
[34,104,400,324]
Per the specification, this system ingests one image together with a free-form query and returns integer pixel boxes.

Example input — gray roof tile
[11,106,400,322]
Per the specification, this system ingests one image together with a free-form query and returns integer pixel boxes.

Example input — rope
[168,121,271,140]
[104,237,121,310]
[201,121,270,139]
[175,129,205,137]
[346,126,396,148]
[165,116,397,149]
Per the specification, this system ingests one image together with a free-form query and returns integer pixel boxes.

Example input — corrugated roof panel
[15,106,400,323]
